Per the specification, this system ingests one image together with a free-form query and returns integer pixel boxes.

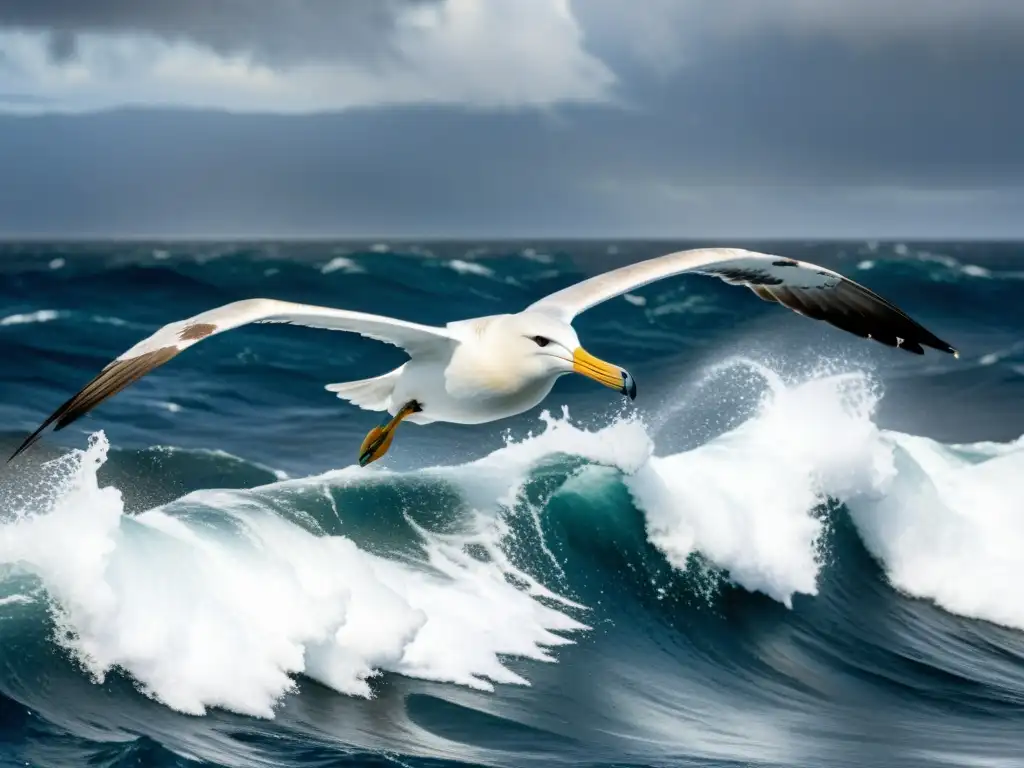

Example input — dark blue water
[0,241,1022,768]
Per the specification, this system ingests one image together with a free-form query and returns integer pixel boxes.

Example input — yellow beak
[572,347,637,399]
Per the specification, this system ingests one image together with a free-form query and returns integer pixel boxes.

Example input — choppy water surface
[1,240,1022,768]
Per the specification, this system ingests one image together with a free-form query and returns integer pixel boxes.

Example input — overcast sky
[0,0,1020,239]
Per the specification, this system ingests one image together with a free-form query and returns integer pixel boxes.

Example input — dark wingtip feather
[824,279,958,359]
[8,431,44,463]
[7,347,180,464]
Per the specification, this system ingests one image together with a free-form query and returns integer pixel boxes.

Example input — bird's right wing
[9,298,455,461]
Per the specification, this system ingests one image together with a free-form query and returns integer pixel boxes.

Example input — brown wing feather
[8,347,180,462]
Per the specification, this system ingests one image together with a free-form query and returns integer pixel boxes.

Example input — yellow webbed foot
[359,424,396,466]
[357,400,422,467]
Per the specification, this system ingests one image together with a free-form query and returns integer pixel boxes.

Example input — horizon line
[1,234,1022,244]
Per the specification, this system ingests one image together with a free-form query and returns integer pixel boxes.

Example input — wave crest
[0,433,585,717]
[2,360,1022,724]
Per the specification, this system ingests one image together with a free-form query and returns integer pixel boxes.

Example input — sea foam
[628,361,1024,629]
[0,434,584,718]
[628,366,895,606]
[2,361,1022,720]
[848,433,1024,630]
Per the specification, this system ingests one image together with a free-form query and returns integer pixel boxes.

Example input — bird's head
[493,311,636,399]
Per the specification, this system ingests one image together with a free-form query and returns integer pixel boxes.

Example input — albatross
[8,248,957,466]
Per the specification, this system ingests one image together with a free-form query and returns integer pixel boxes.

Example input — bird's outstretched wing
[528,247,957,356]
[9,298,455,462]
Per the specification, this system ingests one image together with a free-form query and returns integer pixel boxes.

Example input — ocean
[0,240,1022,768]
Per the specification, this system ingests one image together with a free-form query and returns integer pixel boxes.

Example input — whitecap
[444,259,495,277]
[622,360,1024,629]
[0,433,583,717]
[962,264,992,278]
[915,250,996,280]
[648,296,719,317]
[848,432,1024,631]
[628,367,890,606]
[320,257,364,275]
[521,248,553,263]
[0,309,63,326]
[89,315,130,327]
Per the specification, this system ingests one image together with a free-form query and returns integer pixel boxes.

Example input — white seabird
[9,248,957,465]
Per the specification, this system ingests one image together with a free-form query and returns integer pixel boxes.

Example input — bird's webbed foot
[358,400,422,466]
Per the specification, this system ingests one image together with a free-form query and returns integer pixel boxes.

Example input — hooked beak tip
[623,373,637,400]
[572,346,637,401]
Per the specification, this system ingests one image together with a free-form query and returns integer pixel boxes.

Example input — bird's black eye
[532,336,550,347]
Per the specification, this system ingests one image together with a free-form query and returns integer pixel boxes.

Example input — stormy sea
[0,240,1022,768]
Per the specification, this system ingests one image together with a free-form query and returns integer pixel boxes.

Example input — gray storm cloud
[0,0,1021,237]
[0,0,440,65]
[578,0,1024,50]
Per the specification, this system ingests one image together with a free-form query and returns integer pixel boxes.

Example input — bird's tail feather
[325,366,402,412]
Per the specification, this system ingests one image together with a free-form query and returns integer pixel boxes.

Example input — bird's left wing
[528,247,957,356]
[9,298,455,461]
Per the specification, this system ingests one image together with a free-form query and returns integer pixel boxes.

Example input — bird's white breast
[389,325,558,425]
